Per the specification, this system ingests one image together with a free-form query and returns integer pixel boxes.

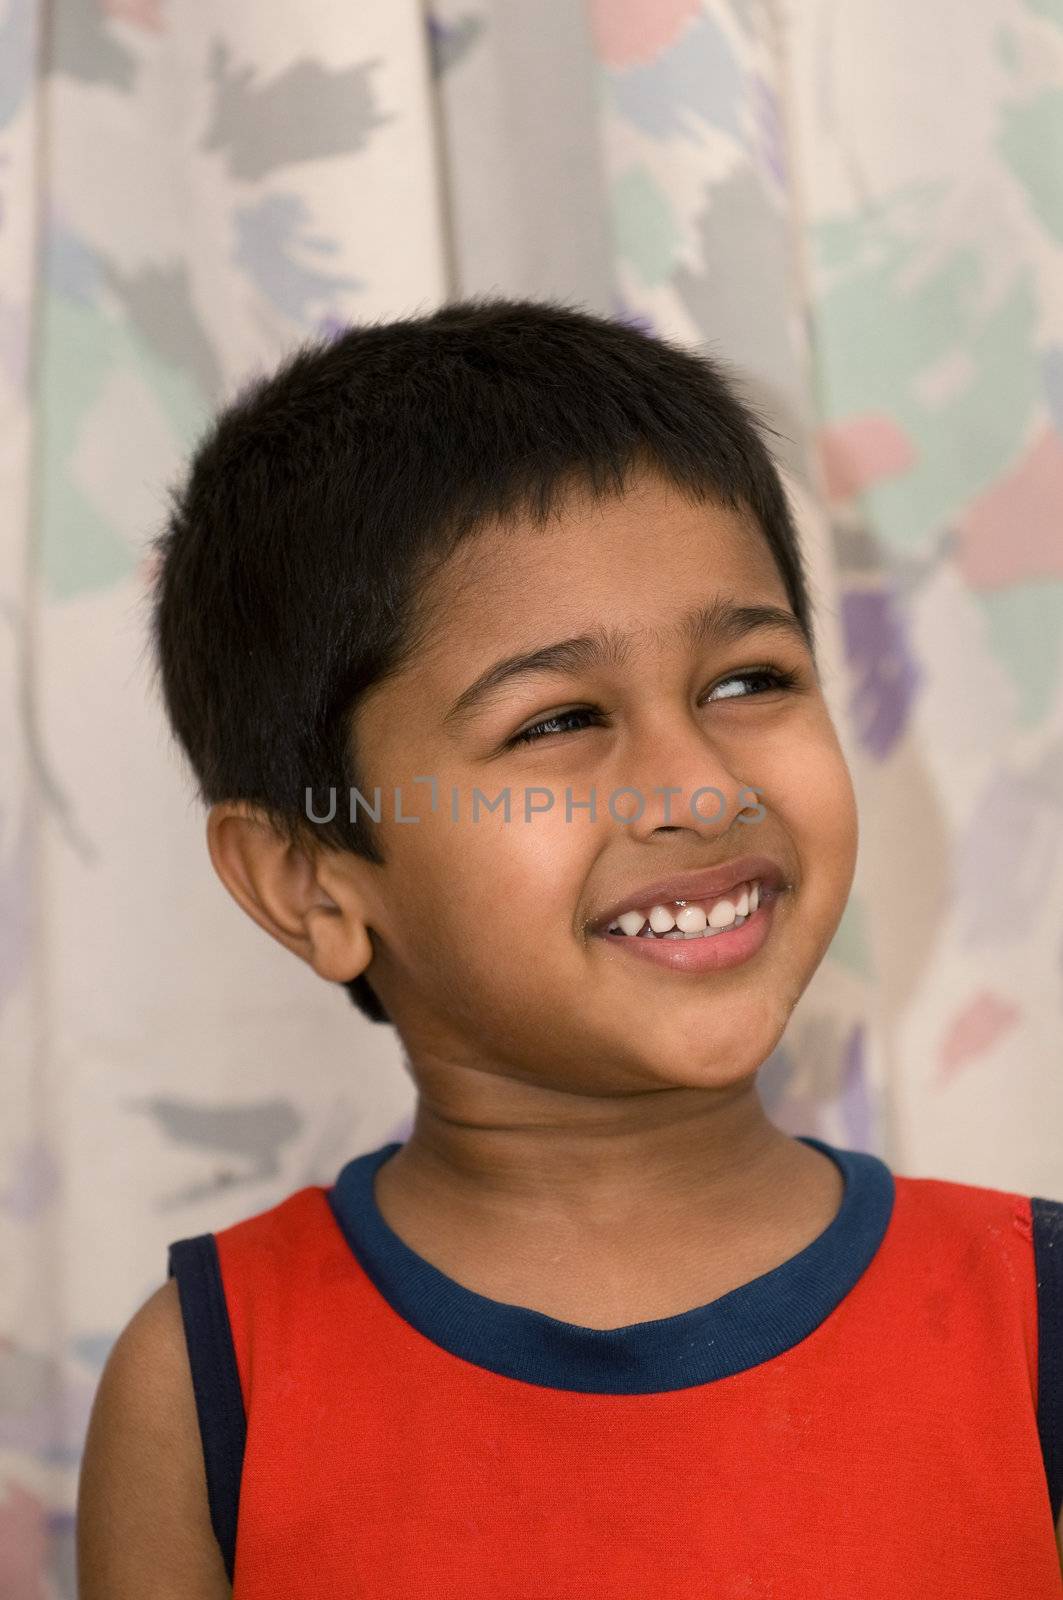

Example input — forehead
[345,472,802,761]
[417,471,787,656]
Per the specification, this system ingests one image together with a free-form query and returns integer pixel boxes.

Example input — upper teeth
[607,881,760,937]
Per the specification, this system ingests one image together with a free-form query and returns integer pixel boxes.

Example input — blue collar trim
[326,1135,894,1394]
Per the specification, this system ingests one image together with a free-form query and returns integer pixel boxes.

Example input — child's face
[347,468,858,1096]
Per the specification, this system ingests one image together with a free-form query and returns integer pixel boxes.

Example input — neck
[407,1083,788,1208]
[371,1078,842,1329]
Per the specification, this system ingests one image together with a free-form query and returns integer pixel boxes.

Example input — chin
[628,1031,773,1089]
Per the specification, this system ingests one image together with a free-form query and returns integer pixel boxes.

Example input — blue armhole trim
[167,1234,246,1586]
[1032,1195,1063,1523]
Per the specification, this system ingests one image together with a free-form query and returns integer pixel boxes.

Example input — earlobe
[302,904,376,985]
[204,803,377,984]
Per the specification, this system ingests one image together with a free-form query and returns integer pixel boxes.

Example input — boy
[77,297,1063,1597]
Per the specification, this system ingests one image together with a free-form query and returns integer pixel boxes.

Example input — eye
[705,665,802,703]
[507,707,604,748]
[506,665,802,748]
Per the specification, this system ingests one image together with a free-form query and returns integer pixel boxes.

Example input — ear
[205,802,374,984]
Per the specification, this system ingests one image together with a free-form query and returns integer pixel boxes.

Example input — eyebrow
[441,598,809,732]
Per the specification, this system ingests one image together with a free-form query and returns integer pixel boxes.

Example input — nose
[603,713,756,840]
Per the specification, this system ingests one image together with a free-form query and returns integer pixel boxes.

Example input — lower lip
[593,890,780,972]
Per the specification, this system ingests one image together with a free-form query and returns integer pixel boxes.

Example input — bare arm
[76,1277,232,1598]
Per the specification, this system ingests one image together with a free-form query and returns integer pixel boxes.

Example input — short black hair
[148,293,815,1027]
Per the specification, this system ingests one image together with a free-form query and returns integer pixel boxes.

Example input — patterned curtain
[2,3,1060,1591]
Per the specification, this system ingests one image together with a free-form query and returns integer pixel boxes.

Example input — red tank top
[168,1135,1063,1597]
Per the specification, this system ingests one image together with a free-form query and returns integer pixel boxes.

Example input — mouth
[586,853,788,940]
[601,876,767,939]
[592,878,785,973]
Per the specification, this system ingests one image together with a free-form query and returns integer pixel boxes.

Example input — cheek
[384,806,584,950]
[768,734,858,876]
[468,810,589,938]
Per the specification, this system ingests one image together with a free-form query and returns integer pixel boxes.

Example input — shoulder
[77,1279,232,1599]
[885,1171,1044,1355]
[201,1182,335,1285]
[1031,1193,1063,1544]
[888,1167,1040,1270]
[888,1171,1062,1326]
[893,1174,1063,1559]
[887,1165,1048,1253]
